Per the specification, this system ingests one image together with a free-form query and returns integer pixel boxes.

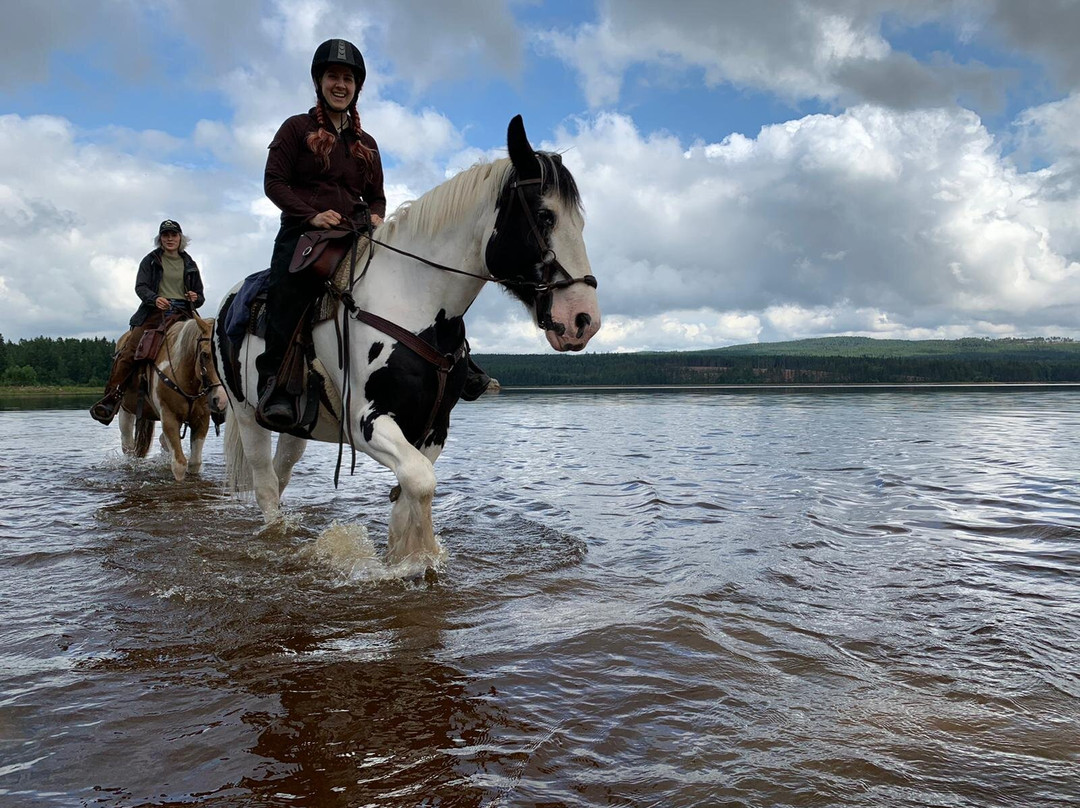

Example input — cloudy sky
[2,0,1079,352]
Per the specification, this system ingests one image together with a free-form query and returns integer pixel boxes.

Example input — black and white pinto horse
[216,116,600,570]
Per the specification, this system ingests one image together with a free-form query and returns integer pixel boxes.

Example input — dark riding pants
[255,224,325,389]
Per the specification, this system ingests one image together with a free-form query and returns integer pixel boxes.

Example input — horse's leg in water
[363,414,440,566]
[159,408,189,482]
[187,411,210,474]
[237,408,283,521]
[273,433,308,495]
[118,409,136,455]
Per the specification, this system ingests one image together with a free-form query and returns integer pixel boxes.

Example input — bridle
[156,328,223,429]
[504,176,597,335]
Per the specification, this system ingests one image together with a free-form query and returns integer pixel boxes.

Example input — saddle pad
[224,268,272,340]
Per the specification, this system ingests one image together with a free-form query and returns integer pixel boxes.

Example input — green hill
[474,337,1080,386]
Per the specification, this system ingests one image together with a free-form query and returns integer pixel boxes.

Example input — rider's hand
[185,291,198,302]
[370,213,384,226]
[155,296,170,310]
[309,210,342,229]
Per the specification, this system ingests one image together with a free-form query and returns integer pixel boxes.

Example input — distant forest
[0,334,116,387]
[2,333,1079,388]
[474,336,1080,386]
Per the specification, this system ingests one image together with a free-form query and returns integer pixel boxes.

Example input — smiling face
[320,66,357,112]
[159,229,181,254]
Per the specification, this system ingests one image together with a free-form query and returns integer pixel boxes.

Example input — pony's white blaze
[541,197,600,351]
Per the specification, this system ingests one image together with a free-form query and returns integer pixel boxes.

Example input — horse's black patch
[362,309,467,447]
[368,342,383,363]
[485,151,582,310]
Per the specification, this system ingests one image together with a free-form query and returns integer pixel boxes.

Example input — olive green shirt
[158,253,186,300]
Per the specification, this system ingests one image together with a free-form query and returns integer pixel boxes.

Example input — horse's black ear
[508,114,540,180]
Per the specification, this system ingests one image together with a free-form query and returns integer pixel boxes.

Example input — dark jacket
[264,108,387,229]
[129,248,205,327]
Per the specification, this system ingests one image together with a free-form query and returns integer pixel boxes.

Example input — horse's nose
[574,313,592,339]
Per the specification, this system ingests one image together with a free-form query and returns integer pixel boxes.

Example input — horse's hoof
[389,485,401,502]
[424,567,438,585]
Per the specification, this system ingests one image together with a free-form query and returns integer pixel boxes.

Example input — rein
[341,177,599,297]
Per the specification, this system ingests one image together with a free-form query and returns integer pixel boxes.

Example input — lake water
[1,389,1078,807]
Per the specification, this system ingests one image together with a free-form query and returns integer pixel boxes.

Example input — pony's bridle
[156,333,221,410]
[342,172,598,332]
[505,176,597,334]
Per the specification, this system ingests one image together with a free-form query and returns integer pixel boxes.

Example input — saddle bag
[133,313,184,362]
[289,229,356,279]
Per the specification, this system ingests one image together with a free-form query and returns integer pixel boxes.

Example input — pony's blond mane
[380,157,514,241]
[167,316,211,369]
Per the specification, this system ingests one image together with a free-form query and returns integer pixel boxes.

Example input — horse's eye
[537,209,556,229]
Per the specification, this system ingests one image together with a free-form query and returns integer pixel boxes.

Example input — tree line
[2,333,1079,388]
[0,334,116,387]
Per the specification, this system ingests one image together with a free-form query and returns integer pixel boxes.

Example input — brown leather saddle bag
[132,313,185,362]
[289,229,356,279]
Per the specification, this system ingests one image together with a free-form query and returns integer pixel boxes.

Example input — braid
[305,91,375,172]
[348,97,375,169]
[305,96,338,171]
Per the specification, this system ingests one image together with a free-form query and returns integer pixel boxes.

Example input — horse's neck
[354,219,489,328]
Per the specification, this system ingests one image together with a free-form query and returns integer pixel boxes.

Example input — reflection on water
[0,389,1078,807]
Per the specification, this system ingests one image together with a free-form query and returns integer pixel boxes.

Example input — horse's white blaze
[542,195,601,351]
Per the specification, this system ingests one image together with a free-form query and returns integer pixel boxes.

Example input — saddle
[133,312,185,362]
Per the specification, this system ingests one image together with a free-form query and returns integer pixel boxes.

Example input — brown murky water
[1,389,1078,807]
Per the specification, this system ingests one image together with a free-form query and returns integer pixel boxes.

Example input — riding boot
[89,387,124,425]
[254,225,317,431]
[461,357,493,401]
[90,343,137,425]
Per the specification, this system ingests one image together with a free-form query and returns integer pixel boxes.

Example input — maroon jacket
[264,108,387,229]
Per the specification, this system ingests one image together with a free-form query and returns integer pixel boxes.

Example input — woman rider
[256,38,490,430]
[89,219,204,425]
[255,38,386,429]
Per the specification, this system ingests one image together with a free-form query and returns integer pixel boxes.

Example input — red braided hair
[305,94,376,172]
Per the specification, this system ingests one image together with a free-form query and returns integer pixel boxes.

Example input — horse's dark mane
[514,151,583,212]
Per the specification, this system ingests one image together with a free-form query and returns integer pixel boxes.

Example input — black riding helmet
[311,38,366,87]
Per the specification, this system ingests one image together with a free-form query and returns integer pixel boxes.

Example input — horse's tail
[133,416,155,458]
[223,406,253,497]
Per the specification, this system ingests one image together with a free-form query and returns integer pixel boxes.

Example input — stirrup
[255,383,299,431]
[89,393,120,425]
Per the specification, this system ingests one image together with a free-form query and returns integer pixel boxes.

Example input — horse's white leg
[159,410,188,482]
[187,413,209,474]
[236,407,282,522]
[273,433,308,495]
[118,409,136,455]
[364,415,439,566]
